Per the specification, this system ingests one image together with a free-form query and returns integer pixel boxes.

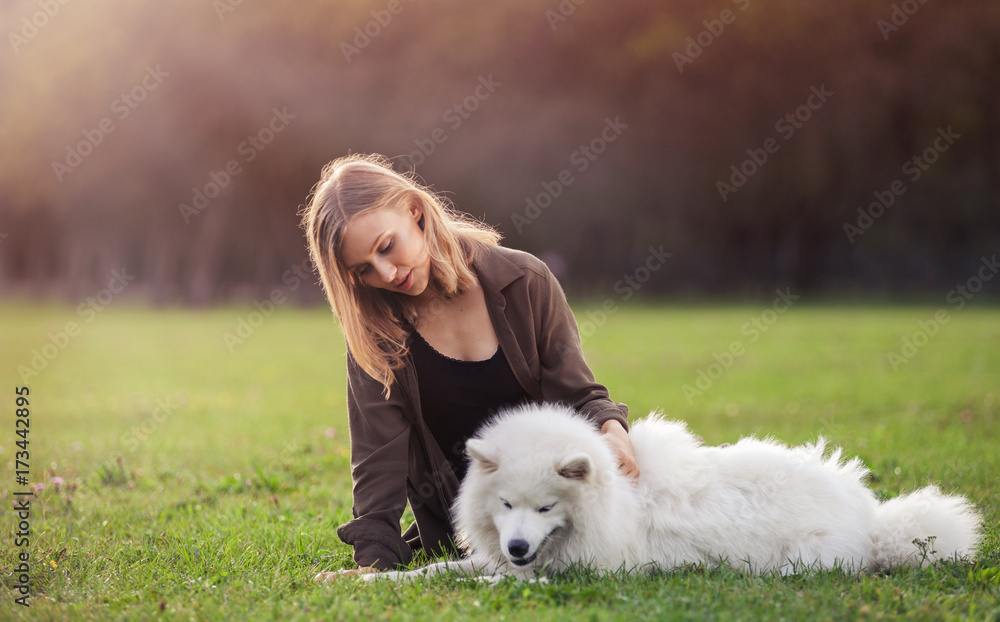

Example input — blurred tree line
[1,0,997,303]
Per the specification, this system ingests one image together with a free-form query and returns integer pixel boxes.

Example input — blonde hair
[301,154,501,397]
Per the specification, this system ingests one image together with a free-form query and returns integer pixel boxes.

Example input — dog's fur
[369,403,980,581]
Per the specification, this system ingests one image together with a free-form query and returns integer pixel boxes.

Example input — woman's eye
[379,240,393,254]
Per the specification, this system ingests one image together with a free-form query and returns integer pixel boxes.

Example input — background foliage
[2,0,998,302]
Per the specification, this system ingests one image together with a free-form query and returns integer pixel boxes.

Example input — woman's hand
[600,419,640,481]
[314,567,377,582]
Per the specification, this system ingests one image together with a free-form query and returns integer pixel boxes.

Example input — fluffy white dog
[369,403,980,581]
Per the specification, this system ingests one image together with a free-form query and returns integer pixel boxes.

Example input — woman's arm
[528,260,629,428]
[525,260,639,478]
[600,418,640,480]
[315,567,376,582]
[334,351,415,570]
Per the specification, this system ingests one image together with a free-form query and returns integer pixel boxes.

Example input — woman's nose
[374,258,396,283]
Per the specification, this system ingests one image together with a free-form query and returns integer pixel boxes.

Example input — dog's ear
[556,453,592,481]
[465,439,499,473]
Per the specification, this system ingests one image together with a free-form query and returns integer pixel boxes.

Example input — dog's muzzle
[507,539,537,566]
[510,553,537,567]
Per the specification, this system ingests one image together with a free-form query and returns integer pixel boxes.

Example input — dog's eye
[501,499,512,510]
[537,503,556,513]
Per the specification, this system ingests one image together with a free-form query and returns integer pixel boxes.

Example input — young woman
[304,154,637,580]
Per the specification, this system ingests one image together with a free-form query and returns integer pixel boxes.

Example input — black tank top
[409,329,535,481]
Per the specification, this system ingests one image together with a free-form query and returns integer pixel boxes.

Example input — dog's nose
[507,539,530,558]
[508,539,530,558]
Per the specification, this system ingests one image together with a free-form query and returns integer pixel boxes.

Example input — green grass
[1,301,998,621]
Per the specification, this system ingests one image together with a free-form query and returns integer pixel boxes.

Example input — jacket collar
[471,244,525,307]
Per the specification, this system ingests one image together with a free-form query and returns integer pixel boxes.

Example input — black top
[409,329,536,481]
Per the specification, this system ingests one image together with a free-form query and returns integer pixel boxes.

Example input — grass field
[1,301,998,620]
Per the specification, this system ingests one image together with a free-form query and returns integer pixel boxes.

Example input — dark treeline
[1,0,998,303]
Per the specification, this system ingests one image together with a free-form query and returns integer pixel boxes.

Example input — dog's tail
[868,485,980,570]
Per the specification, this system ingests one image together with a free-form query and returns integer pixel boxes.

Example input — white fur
[368,403,980,582]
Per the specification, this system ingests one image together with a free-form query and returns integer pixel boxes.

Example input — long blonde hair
[301,154,501,397]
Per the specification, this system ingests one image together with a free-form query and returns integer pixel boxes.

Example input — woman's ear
[408,199,425,230]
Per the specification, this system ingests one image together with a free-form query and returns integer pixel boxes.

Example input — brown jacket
[336,243,629,569]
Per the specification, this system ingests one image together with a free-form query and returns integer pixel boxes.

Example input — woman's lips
[396,271,412,290]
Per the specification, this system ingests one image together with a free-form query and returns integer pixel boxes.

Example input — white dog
[368,403,980,581]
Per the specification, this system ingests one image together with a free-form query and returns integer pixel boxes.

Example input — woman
[304,154,637,580]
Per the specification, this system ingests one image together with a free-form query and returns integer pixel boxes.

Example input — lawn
[1,301,998,620]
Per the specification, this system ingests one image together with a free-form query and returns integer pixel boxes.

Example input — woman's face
[340,200,433,298]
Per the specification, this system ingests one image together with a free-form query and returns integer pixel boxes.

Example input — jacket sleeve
[335,351,414,570]
[527,262,630,430]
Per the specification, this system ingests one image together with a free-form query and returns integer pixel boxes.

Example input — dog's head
[452,404,616,573]
[465,440,594,568]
